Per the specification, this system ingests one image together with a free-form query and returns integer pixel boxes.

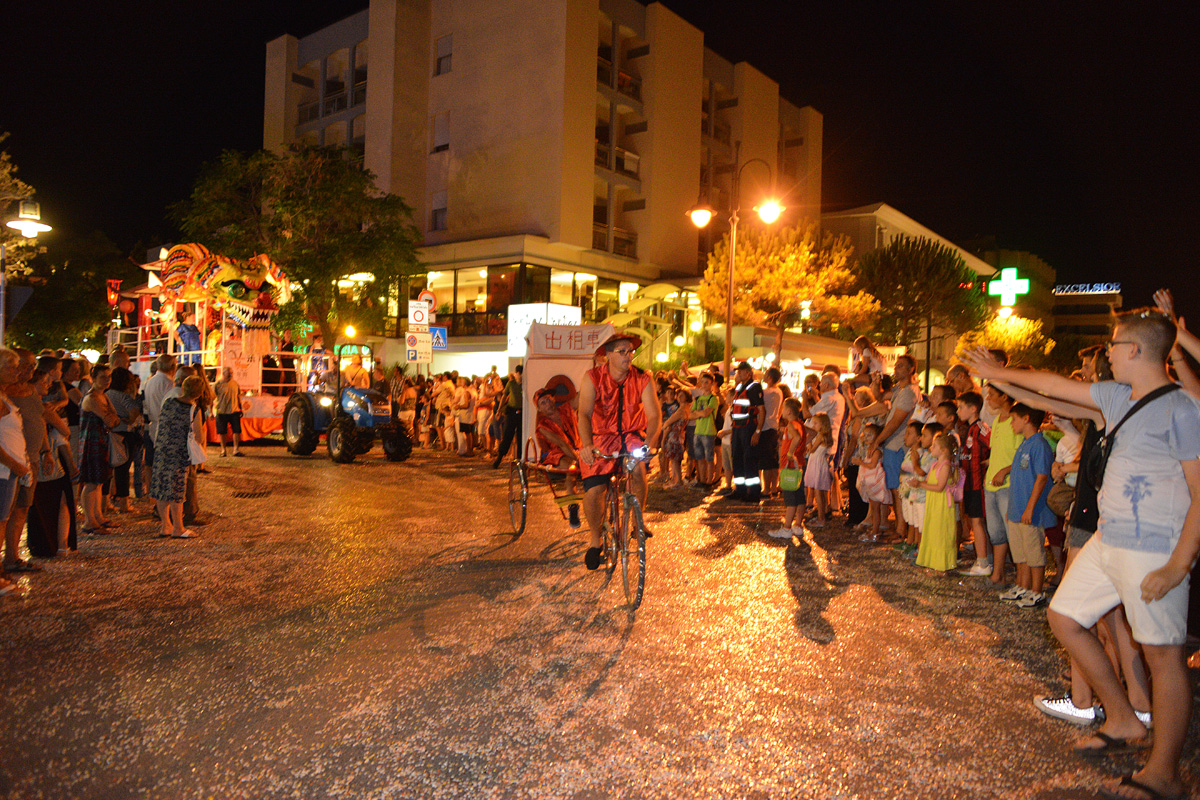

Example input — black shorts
[458,421,473,433]
[963,487,985,519]
[216,412,242,435]
[583,472,614,491]
[757,429,779,465]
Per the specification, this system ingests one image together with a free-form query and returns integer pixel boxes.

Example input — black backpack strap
[1107,382,1181,440]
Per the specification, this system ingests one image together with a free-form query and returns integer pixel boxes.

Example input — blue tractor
[282,343,412,463]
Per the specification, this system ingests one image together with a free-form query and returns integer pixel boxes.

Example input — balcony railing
[438,311,508,337]
[702,120,731,145]
[592,223,637,258]
[297,81,367,125]
[594,142,640,178]
[596,58,641,102]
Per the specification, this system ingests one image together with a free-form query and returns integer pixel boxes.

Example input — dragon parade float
[106,243,302,439]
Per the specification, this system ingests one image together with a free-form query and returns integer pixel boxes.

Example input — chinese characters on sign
[524,321,615,359]
[506,302,584,357]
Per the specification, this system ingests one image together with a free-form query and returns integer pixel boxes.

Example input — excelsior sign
[1052,283,1122,295]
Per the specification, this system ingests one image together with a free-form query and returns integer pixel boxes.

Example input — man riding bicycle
[578,331,661,570]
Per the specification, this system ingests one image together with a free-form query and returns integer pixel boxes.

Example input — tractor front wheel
[327,417,358,463]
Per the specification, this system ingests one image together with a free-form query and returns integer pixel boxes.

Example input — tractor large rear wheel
[327,417,357,463]
[283,395,318,455]
[382,425,413,462]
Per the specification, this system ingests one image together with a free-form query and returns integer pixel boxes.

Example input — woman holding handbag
[768,397,807,539]
[151,376,203,539]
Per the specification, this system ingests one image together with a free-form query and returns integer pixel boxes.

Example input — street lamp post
[1,201,53,347]
[688,142,783,378]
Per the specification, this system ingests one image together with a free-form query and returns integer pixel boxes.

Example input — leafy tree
[953,314,1055,368]
[173,146,423,346]
[1,132,39,278]
[854,235,989,347]
[697,220,879,359]
[7,231,143,351]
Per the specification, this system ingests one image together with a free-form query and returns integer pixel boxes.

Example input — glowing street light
[344,324,357,338]
[997,306,1014,320]
[688,143,784,377]
[2,201,52,345]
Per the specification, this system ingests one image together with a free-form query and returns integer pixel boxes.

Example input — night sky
[4,1,1198,313]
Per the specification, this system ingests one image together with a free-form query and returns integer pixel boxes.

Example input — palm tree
[1123,475,1152,538]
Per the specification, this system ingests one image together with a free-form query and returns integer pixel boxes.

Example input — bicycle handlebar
[594,445,655,461]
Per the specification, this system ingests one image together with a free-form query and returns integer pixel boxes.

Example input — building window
[431,112,449,153]
[434,35,452,76]
[430,191,447,231]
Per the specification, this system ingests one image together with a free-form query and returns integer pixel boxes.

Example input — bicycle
[507,439,583,538]
[595,446,654,610]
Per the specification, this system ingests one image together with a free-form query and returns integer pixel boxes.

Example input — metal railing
[596,58,641,102]
[594,142,640,178]
[297,81,367,125]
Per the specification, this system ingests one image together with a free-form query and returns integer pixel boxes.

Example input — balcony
[596,57,642,102]
[439,311,508,337]
[592,223,637,258]
[297,80,367,125]
[702,120,731,145]
[594,142,640,179]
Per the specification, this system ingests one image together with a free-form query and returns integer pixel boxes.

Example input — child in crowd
[934,401,962,449]
[658,387,686,488]
[716,386,735,493]
[853,422,891,542]
[983,385,1020,585]
[771,397,807,539]
[898,421,925,548]
[999,403,1056,608]
[955,391,993,576]
[656,387,681,486]
[912,432,961,571]
[688,373,719,489]
[803,412,834,528]
[1043,413,1082,589]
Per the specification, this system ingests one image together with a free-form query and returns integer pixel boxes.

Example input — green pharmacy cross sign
[988,268,1030,306]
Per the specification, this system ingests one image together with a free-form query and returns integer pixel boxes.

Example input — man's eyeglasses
[1106,340,1137,354]
[610,348,636,356]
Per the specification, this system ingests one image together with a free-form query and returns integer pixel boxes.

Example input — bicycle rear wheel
[507,461,528,536]
[621,495,647,609]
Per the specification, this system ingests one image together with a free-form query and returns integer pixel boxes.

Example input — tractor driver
[577,331,660,570]
[535,387,583,529]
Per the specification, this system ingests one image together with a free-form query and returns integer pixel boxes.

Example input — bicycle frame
[597,446,653,610]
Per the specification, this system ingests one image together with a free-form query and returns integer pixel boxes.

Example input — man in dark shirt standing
[729,361,764,502]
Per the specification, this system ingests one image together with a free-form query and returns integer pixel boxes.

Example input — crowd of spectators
[0,349,216,597]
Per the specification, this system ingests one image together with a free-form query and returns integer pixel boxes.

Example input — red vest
[587,364,650,445]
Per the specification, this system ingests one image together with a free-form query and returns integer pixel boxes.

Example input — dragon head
[161,244,289,330]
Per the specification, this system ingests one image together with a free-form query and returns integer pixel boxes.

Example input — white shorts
[1049,534,1190,646]
[476,408,491,434]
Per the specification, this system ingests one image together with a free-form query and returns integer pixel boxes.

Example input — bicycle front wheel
[603,482,620,574]
[507,461,528,536]
[620,494,646,609]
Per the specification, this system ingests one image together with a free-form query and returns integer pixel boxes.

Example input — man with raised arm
[578,332,661,571]
[962,308,1200,800]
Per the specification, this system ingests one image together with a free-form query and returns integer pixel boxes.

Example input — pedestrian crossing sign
[430,326,448,350]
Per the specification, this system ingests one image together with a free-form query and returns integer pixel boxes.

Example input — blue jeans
[985,486,1011,546]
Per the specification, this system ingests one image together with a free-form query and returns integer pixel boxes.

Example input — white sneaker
[1135,710,1153,729]
[1034,694,1099,726]
[767,528,794,539]
[1016,591,1047,608]
[999,586,1028,602]
[958,562,992,577]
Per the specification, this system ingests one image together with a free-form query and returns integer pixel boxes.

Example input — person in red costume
[534,387,583,529]
[577,332,661,570]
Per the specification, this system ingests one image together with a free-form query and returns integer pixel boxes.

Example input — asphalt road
[1,442,1197,799]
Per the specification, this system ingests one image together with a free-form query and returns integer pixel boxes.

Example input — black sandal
[584,547,603,570]
[1099,775,1186,800]
[1074,732,1150,758]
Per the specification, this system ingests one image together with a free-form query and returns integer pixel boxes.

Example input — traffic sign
[406,331,432,363]
[417,289,436,307]
[408,299,430,331]
[430,326,448,350]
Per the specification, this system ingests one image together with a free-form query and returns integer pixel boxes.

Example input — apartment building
[264,0,823,370]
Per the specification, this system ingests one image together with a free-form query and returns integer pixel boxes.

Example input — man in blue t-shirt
[962,308,1200,800]
[1000,403,1057,608]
